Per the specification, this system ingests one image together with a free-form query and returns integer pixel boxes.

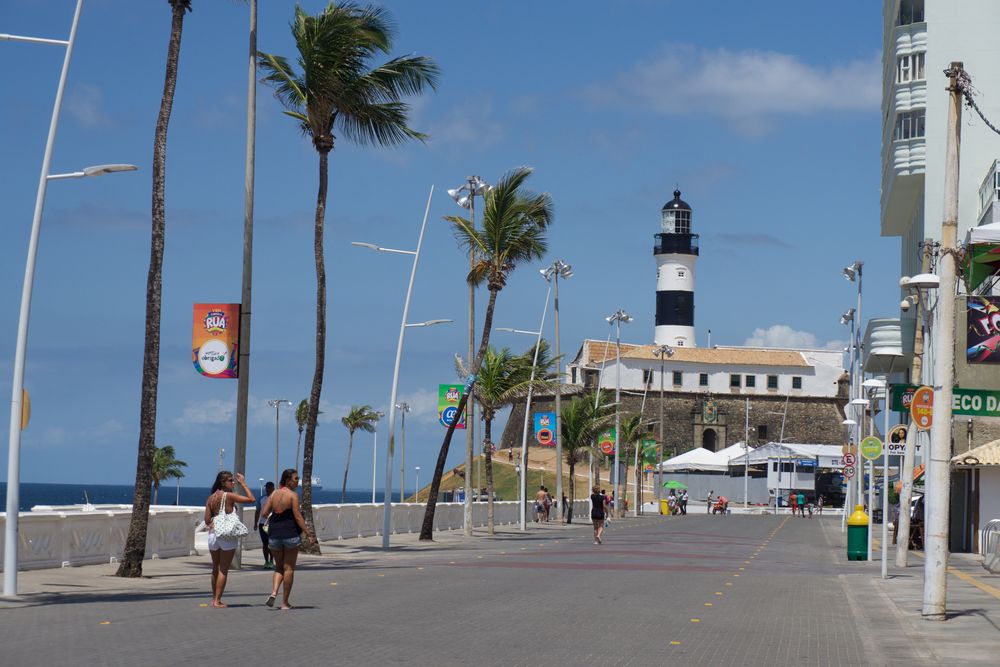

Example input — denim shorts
[268,535,301,550]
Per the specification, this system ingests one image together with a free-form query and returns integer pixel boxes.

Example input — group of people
[705,490,729,515]
[204,468,313,610]
[665,489,689,515]
[534,485,555,522]
[785,491,822,518]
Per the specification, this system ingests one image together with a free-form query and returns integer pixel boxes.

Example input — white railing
[983,519,1000,574]
[1,500,591,571]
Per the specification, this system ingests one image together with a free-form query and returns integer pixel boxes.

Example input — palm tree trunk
[484,419,495,535]
[117,2,186,578]
[567,460,575,524]
[295,430,303,474]
[341,432,353,503]
[153,482,159,506]
[420,288,499,540]
[299,148,330,556]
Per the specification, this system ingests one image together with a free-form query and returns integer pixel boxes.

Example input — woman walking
[204,471,254,608]
[263,469,313,609]
[591,485,609,544]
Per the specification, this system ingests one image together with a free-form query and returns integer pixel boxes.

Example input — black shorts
[258,525,269,545]
[591,513,604,522]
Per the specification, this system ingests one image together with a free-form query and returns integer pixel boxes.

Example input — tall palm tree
[258,2,437,553]
[457,345,555,534]
[340,405,378,502]
[617,414,645,512]
[117,0,192,578]
[151,445,187,505]
[420,167,553,540]
[294,398,309,474]
[560,394,615,523]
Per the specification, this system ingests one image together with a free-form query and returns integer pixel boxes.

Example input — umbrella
[662,480,687,490]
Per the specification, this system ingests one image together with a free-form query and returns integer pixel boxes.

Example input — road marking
[377,573,385,577]
[739,567,745,571]
[417,567,424,570]
[199,603,208,607]
[690,618,700,623]
[670,641,681,645]
[330,582,338,586]
[733,574,740,577]
[449,561,456,564]
[725,582,733,586]
[704,602,713,606]
[99,621,111,625]
[714,592,723,595]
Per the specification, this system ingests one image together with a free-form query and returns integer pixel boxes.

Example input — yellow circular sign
[860,436,883,461]
[911,386,934,431]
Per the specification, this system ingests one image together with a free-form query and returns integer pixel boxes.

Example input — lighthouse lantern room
[654,189,699,347]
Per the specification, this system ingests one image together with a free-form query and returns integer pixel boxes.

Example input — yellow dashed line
[733,574,740,577]
[199,603,208,607]
[714,592,723,595]
[690,618,700,623]
[725,582,733,586]
[670,641,682,645]
[417,567,424,570]
[99,621,111,625]
[704,602,713,607]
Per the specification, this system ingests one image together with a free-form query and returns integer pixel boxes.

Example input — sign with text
[967,296,1000,362]
[860,436,883,461]
[438,384,466,429]
[533,412,555,446]
[910,386,933,430]
[192,303,239,378]
[887,424,908,455]
[891,383,1000,419]
[598,428,615,455]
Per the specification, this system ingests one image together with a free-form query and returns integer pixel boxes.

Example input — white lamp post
[371,411,384,503]
[652,345,673,504]
[2,0,143,597]
[414,466,421,502]
[267,399,292,483]
[606,309,632,516]
[497,281,553,532]
[844,261,864,512]
[448,175,490,538]
[540,260,572,522]
[396,402,410,503]
[352,188,453,549]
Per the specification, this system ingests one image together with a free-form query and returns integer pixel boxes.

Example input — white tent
[659,447,728,472]
[715,442,750,463]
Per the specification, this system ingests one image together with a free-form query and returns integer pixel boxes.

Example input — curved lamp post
[606,309,632,516]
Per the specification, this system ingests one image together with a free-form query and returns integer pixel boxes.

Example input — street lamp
[259,477,265,498]
[540,260,572,522]
[352,187,448,549]
[414,466,421,502]
[396,402,410,503]
[449,175,490,538]
[2,1,144,597]
[371,411,384,504]
[267,399,292,483]
[843,261,864,512]
[652,345,673,503]
[497,280,553,532]
[606,309,633,516]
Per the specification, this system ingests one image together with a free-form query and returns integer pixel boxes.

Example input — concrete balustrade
[1,500,591,571]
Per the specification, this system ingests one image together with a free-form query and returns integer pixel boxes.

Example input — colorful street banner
[892,383,1000,418]
[533,411,556,446]
[438,384,466,429]
[192,304,239,378]
[598,428,615,455]
[967,296,1000,362]
[641,438,658,465]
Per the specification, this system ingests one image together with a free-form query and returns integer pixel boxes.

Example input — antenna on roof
[707,329,712,348]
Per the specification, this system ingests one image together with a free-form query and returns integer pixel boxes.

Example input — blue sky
[0,0,899,491]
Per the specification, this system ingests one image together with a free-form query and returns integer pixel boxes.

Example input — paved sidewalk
[2,515,999,665]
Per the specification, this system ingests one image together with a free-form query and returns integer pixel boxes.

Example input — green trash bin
[847,504,869,561]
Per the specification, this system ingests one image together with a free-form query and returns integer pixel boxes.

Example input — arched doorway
[702,428,717,451]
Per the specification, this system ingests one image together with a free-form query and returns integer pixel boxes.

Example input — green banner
[892,383,1000,417]
[641,438,658,465]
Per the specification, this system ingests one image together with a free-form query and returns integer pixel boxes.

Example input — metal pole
[553,271,563,522]
[275,405,280,484]
[881,373,893,578]
[868,397,874,561]
[415,467,420,502]
[658,353,665,506]
[372,426,378,504]
[399,409,406,503]
[464,184,476,538]
[744,397,750,509]
[382,187,433,549]
[4,0,82,597]
[518,284,553,531]
[924,63,962,619]
[613,319,622,516]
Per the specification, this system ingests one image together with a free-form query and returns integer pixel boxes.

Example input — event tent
[658,447,728,472]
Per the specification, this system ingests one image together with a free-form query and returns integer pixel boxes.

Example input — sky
[0,0,901,491]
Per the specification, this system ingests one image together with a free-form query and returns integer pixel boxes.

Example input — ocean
[0,482,389,512]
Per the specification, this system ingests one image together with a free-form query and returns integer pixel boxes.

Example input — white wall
[978,467,1000,550]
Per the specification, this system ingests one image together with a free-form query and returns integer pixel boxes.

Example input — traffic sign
[911,386,934,431]
[844,465,856,479]
[860,436,883,461]
[843,452,857,466]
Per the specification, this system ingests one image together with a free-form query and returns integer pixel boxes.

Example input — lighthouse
[654,189,698,347]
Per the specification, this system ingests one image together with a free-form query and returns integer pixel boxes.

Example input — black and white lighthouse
[654,189,698,347]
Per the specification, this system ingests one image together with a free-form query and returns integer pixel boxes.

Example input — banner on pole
[598,428,615,455]
[438,384,466,429]
[641,438,658,465]
[533,412,556,446]
[192,304,240,378]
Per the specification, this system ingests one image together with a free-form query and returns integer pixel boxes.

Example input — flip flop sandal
[265,594,276,607]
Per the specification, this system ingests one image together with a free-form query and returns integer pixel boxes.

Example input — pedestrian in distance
[591,485,608,544]
[254,481,275,570]
[601,489,611,527]
[263,469,314,610]
[789,491,798,516]
[562,492,570,523]
[680,489,688,515]
[797,491,806,518]
[706,490,714,514]
[817,495,824,515]
[543,486,553,522]
[204,470,255,608]
[534,486,547,522]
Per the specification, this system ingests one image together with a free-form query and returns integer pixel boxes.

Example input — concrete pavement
[2,514,999,665]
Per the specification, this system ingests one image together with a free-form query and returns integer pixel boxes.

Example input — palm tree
[117,0,192,578]
[457,345,555,534]
[560,394,615,523]
[294,398,309,473]
[151,445,188,505]
[258,2,437,553]
[420,167,553,540]
[617,414,646,513]
[340,405,378,502]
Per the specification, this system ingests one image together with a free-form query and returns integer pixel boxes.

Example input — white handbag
[212,492,249,539]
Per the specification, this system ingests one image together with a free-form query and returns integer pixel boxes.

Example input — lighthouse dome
[661,189,691,212]
[660,189,692,234]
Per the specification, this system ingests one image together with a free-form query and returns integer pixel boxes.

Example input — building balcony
[654,233,699,256]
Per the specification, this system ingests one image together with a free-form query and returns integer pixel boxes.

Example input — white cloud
[422,99,504,150]
[743,325,843,351]
[583,45,880,134]
[396,387,440,426]
[173,398,236,432]
[33,419,123,448]
[67,83,113,128]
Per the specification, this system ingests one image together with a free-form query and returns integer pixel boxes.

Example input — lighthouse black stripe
[655,290,694,326]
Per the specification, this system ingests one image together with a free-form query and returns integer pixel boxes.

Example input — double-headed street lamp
[395,402,410,503]
[3,1,140,597]
[448,175,490,538]
[498,279,553,531]
[352,187,452,549]
[267,399,292,483]
[606,309,632,516]
[652,344,673,502]
[540,260,572,522]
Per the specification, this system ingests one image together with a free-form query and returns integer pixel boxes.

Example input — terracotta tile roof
[580,340,810,368]
[952,439,1000,466]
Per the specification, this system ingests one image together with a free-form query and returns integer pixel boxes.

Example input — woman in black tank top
[590,485,608,544]
[261,469,313,609]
